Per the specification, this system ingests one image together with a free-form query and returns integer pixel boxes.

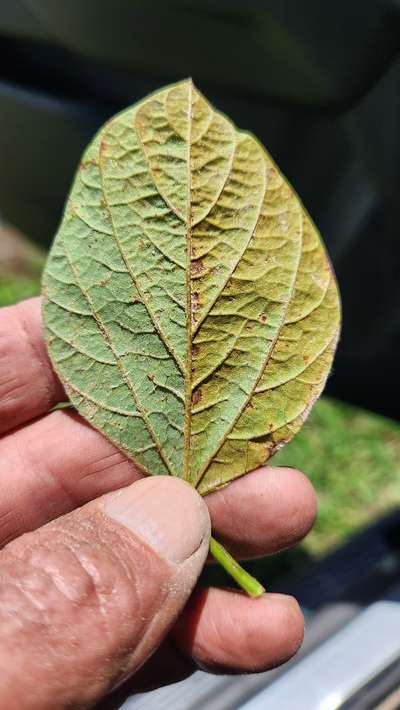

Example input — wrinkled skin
[0,297,317,709]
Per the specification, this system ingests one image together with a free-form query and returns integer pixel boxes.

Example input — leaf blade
[43,79,341,493]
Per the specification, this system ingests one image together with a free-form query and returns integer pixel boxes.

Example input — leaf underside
[42,80,341,496]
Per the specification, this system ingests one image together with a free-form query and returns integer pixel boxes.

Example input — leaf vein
[193,196,304,486]
[191,122,236,227]
[192,156,268,335]
[98,136,185,374]
[61,242,178,476]
[46,323,116,365]
[66,380,142,418]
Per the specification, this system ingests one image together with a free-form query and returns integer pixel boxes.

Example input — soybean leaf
[42,80,341,496]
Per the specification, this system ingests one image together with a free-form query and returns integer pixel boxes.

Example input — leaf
[42,79,341,496]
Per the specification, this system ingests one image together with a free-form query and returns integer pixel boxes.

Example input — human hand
[0,297,317,709]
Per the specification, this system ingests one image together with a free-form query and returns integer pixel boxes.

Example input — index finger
[0,297,65,433]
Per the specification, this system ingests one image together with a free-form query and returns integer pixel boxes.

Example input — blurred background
[1,2,400,708]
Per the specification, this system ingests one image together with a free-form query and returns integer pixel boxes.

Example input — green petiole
[209,536,265,598]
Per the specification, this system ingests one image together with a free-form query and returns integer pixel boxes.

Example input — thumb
[0,476,210,710]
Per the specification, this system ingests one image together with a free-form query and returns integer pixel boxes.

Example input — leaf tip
[183,76,197,92]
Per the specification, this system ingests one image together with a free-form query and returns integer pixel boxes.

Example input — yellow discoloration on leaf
[42,80,341,494]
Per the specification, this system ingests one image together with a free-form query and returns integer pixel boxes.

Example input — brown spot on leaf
[191,291,200,325]
[191,259,205,276]
[192,344,200,357]
[192,389,202,406]
[139,239,145,249]
[260,314,267,323]
[147,373,155,382]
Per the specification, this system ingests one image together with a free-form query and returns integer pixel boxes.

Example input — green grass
[274,398,400,555]
[0,274,43,307]
[2,256,400,568]
[0,231,44,306]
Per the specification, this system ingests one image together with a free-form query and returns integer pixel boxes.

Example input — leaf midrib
[183,79,193,482]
